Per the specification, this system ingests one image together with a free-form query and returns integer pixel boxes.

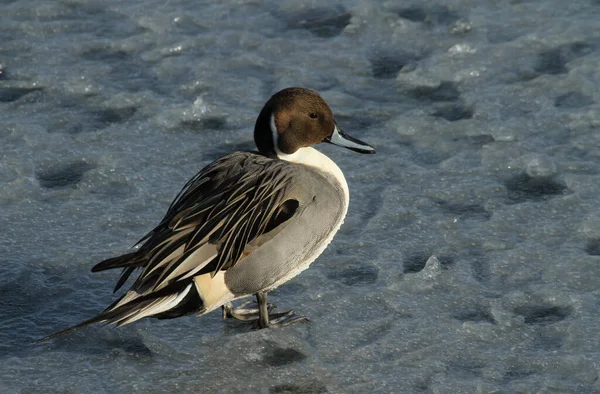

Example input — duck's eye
[309,113,318,119]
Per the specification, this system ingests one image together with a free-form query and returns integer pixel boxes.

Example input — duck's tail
[36,280,201,342]
[35,314,108,343]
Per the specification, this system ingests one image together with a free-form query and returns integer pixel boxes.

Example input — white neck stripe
[269,113,286,157]
[268,113,349,205]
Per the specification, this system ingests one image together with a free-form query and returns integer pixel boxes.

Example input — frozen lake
[1,0,600,392]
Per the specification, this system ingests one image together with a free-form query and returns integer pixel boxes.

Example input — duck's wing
[38,152,299,341]
[147,154,295,275]
[101,151,300,292]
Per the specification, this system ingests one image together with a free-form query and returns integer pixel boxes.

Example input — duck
[40,87,375,341]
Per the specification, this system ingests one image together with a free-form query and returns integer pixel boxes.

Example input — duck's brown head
[254,87,375,158]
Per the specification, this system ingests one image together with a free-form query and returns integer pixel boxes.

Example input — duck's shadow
[32,329,154,361]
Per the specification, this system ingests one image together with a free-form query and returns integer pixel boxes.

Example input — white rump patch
[194,271,234,313]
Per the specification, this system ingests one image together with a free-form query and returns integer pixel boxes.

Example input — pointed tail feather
[36,292,130,342]
[37,281,199,342]
[36,314,107,343]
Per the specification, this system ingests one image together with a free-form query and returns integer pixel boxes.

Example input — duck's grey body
[223,151,347,297]
[40,87,373,341]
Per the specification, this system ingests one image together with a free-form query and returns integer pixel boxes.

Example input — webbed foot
[255,291,309,329]
[222,300,276,321]
[255,310,310,329]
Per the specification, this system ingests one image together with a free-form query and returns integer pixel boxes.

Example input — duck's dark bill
[324,125,376,154]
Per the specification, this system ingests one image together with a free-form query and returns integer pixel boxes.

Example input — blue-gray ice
[1,0,600,393]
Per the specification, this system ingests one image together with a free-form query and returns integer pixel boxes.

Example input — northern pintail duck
[41,87,374,340]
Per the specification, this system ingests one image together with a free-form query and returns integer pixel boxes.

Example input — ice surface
[1,0,600,392]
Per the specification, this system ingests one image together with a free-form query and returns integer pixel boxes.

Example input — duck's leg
[256,291,309,329]
[222,300,276,321]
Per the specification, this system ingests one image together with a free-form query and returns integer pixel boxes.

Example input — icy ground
[1,0,600,392]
